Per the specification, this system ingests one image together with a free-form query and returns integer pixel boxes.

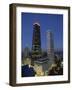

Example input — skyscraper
[47,31,54,67]
[32,22,42,63]
[23,47,30,58]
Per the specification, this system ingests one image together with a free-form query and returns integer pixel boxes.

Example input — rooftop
[34,57,49,64]
[33,22,40,26]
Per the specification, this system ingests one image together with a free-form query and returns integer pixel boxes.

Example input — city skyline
[21,12,63,51]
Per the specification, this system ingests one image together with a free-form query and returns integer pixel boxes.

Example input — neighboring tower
[23,47,30,58]
[47,31,54,67]
[32,22,42,63]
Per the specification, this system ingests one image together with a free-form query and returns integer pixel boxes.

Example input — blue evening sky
[21,12,63,51]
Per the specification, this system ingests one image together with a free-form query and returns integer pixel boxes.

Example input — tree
[22,65,36,77]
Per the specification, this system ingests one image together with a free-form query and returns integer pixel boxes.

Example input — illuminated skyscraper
[32,22,42,63]
[47,31,54,67]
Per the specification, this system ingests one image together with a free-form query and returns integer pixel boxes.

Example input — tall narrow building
[47,31,54,67]
[32,22,42,63]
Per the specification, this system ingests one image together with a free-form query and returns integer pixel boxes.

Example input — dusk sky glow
[21,12,63,51]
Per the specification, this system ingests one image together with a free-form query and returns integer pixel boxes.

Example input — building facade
[32,22,42,64]
[34,58,49,76]
[47,31,54,68]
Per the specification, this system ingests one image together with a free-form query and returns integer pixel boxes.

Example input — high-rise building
[22,47,31,65]
[47,31,54,68]
[23,47,30,58]
[32,22,42,63]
